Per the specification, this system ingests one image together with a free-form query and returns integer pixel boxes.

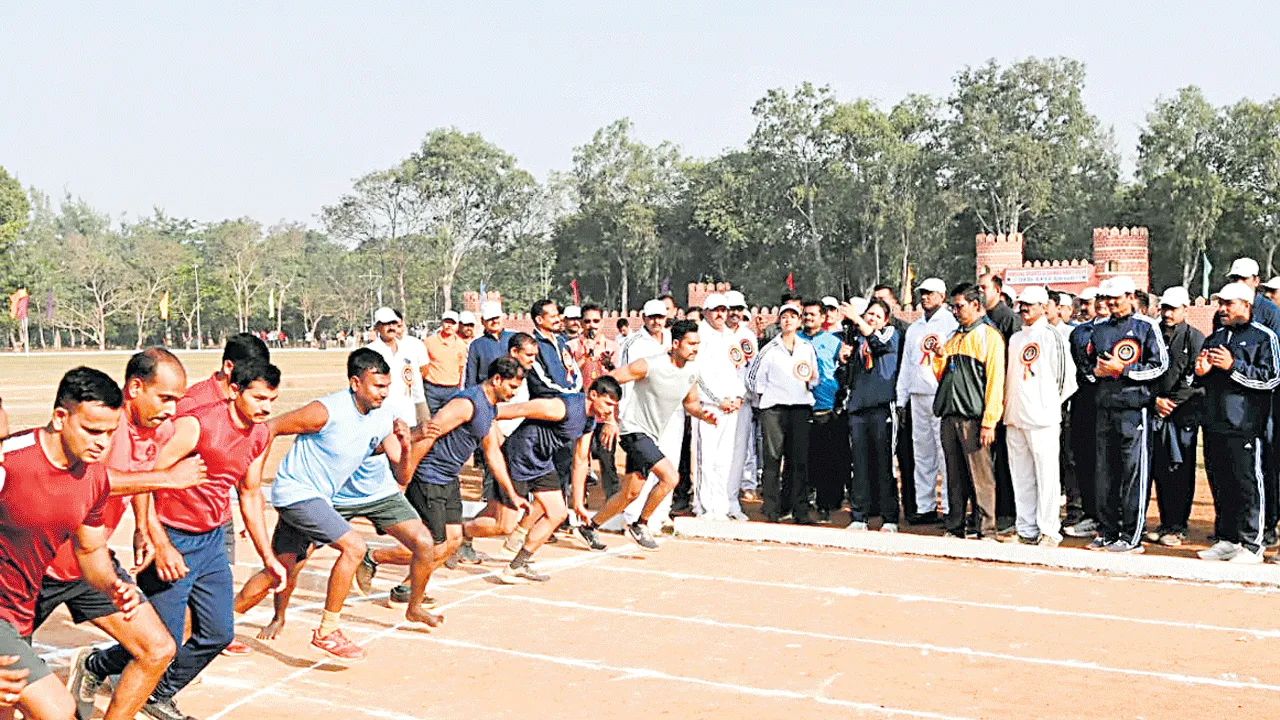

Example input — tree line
[0,56,1276,350]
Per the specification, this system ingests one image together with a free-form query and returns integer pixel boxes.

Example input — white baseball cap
[847,297,869,316]
[564,305,582,319]
[1057,292,1074,305]
[724,290,747,308]
[1016,286,1049,305]
[373,306,400,325]
[480,301,504,321]
[1098,276,1137,297]
[1227,258,1260,279]
[820,295,840,309]
[740,306,754,320]
[778,301,803,316]
[1263,277,1280,291]
[642,299,667,317]
[441,310,460,323]
[1158,286,1191,308]
[917,278,947,295]
[703,293,729,310]
[1213,282,1256,304]
[458,310,477,325]
[1079,287,1099,301]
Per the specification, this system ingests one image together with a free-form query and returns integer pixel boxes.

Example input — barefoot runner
[79,360,287,720]
[0,368,146,720]
[233,349,439,657]
[575,321,718,551]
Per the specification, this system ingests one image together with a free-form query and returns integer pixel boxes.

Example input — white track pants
[623,408,685,529]
[694,405,746,518]
[739,406,758,491]
[1006,424,1062,542]
[910,395,948,513]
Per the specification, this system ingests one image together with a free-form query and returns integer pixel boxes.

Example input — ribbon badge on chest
[1113,338,1141,367]
[741,338,756,360]
[920,334,940,364]
[729,345,745,367]
[793,359,814,382]
[1020,342,1040,380]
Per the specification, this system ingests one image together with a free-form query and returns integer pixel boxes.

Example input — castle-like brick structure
[975,226,1151,296]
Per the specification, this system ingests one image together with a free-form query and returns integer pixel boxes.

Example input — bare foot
[406,606,445,628]
[257,616,286,640]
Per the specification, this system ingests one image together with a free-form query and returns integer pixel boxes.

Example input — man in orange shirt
[423,311,469,413]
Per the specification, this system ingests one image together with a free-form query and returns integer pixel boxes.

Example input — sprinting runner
[50,350,205,720]
[79,360,286,720]
[392,358,527,600]
[491,377,623,582]
[232,349,439,659]
[0,368,145,720]
[575,320,717,551]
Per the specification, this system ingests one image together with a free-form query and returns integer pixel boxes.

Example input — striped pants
[1094,407,1152,546]
[1204,432,1266,554]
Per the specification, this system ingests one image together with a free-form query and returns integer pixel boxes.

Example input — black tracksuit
[1197,320,1280,553]
[1068,320,1101,525]
[1150,321,1205,534]
[986,300,1020,526]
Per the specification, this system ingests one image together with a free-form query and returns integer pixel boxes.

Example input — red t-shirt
[153,402,269,534]
[176,374,226,414]
[45,411,175,582]
[0,430,110,635]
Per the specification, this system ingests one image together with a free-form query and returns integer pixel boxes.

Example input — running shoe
[1229,548,1264,564]
[1104,540,1144,553]
[456,540,481,564]
[1144,527,1163,544]
[1063,518,1099,538]
[498,563,550,584]
[141,697,196,720]
[571,525,607,551]
[728,511,749,522]
[626,522,659,551]
[311,628,366,660]
[443,553,459,569]
[846,521,868,531]
[1198,540,1241,561]
[389,584,410,604]
[880,523,898,533]
[1265,528,1279,548]
[354,549,378,596]
[221,638,252,656]
[1086,536,1110,550]
[1158,531,1185,547]
[502,528,528,555]
[67,646,105,720]
[1037,535,1060,548]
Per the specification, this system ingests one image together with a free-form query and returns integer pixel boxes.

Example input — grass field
[8,349,1276,719]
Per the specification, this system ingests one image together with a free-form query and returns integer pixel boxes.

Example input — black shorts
[33,553,142,631]
[620,432,666,477]
[495,479,529,510]
[272,494,419,560]
[0,619,50,685]
[406,479,462,543]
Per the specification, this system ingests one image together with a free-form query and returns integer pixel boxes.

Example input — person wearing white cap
[1144,286,1205,547]
[1003,286,1077,546]
[465,301,514,388]
[457,311,478,341]
[563,305,583,341]
[1263,277,1280,305]
[616,300,677,529]
[895,277,957,523]
[687,293,750,521]
[1194,282,1280,562]
[724,291,762,500]
[1083,274,1168,553]
[1062,287,1109,537]
[1225,258,1280,546]
[422,310,468,412]
[368,307,430,428]
[746,301,820,523]
[820,296,842,333]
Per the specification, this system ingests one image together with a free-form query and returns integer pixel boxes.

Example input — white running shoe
[1228,549,1264,564]
[880,523,898,533]
[1197,540,1241,561]
[846,521,868,531]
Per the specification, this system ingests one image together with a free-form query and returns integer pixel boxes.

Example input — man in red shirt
[79,360,286,720]
[0,368,144,720]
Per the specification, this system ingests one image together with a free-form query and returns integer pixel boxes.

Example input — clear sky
[4,1,1277,226]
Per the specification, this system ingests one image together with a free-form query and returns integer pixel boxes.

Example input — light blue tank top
[333,455,400,507]
[271,390,395,507]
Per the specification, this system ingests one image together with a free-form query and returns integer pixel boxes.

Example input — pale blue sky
[4,2,1277,226]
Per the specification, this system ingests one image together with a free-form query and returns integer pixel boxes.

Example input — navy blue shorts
[620,432,666,477]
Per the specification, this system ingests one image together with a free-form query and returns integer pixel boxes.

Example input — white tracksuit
[692,321,749,519]
[1004,317,1078,542]
[896,307,959,514]
[729,324,760,492]
[617,329,679,528]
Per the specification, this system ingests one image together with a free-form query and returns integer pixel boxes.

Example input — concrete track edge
[673,517,1280,587]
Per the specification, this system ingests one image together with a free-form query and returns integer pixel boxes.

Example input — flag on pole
[8,289,28,320]
[160,291,170,321]
[785,272,795,293]
[570,279,579,306]
[1202,253,1212,299]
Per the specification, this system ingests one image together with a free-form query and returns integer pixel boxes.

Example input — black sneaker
[141,696,197,720]
[67,646,105,720]
[456,541,481,564]
[389,584,410,604]
[816,508,831,523]
[626,522,659,551]
[907,510,941,525]
[572,525,607,551]
[1265,528,1279,548]
[354,549,378,596]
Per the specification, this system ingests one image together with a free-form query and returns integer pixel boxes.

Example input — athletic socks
[318,609,342,637]
[510,549,533,569]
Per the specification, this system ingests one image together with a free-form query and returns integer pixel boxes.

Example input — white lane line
[200,674,424,720]
[477,592,1280,693]
[593,565,1280,638]
[205,547,627,720]
[405,634,975,720]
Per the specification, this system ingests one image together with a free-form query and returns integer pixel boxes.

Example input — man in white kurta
[895,278,958,520]
[693,294,749,520]
[1004,286,1078,545]
[726,292,760,498]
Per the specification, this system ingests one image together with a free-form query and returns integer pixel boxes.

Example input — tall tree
[1218,98,1280,275]
[205,219,270,333]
